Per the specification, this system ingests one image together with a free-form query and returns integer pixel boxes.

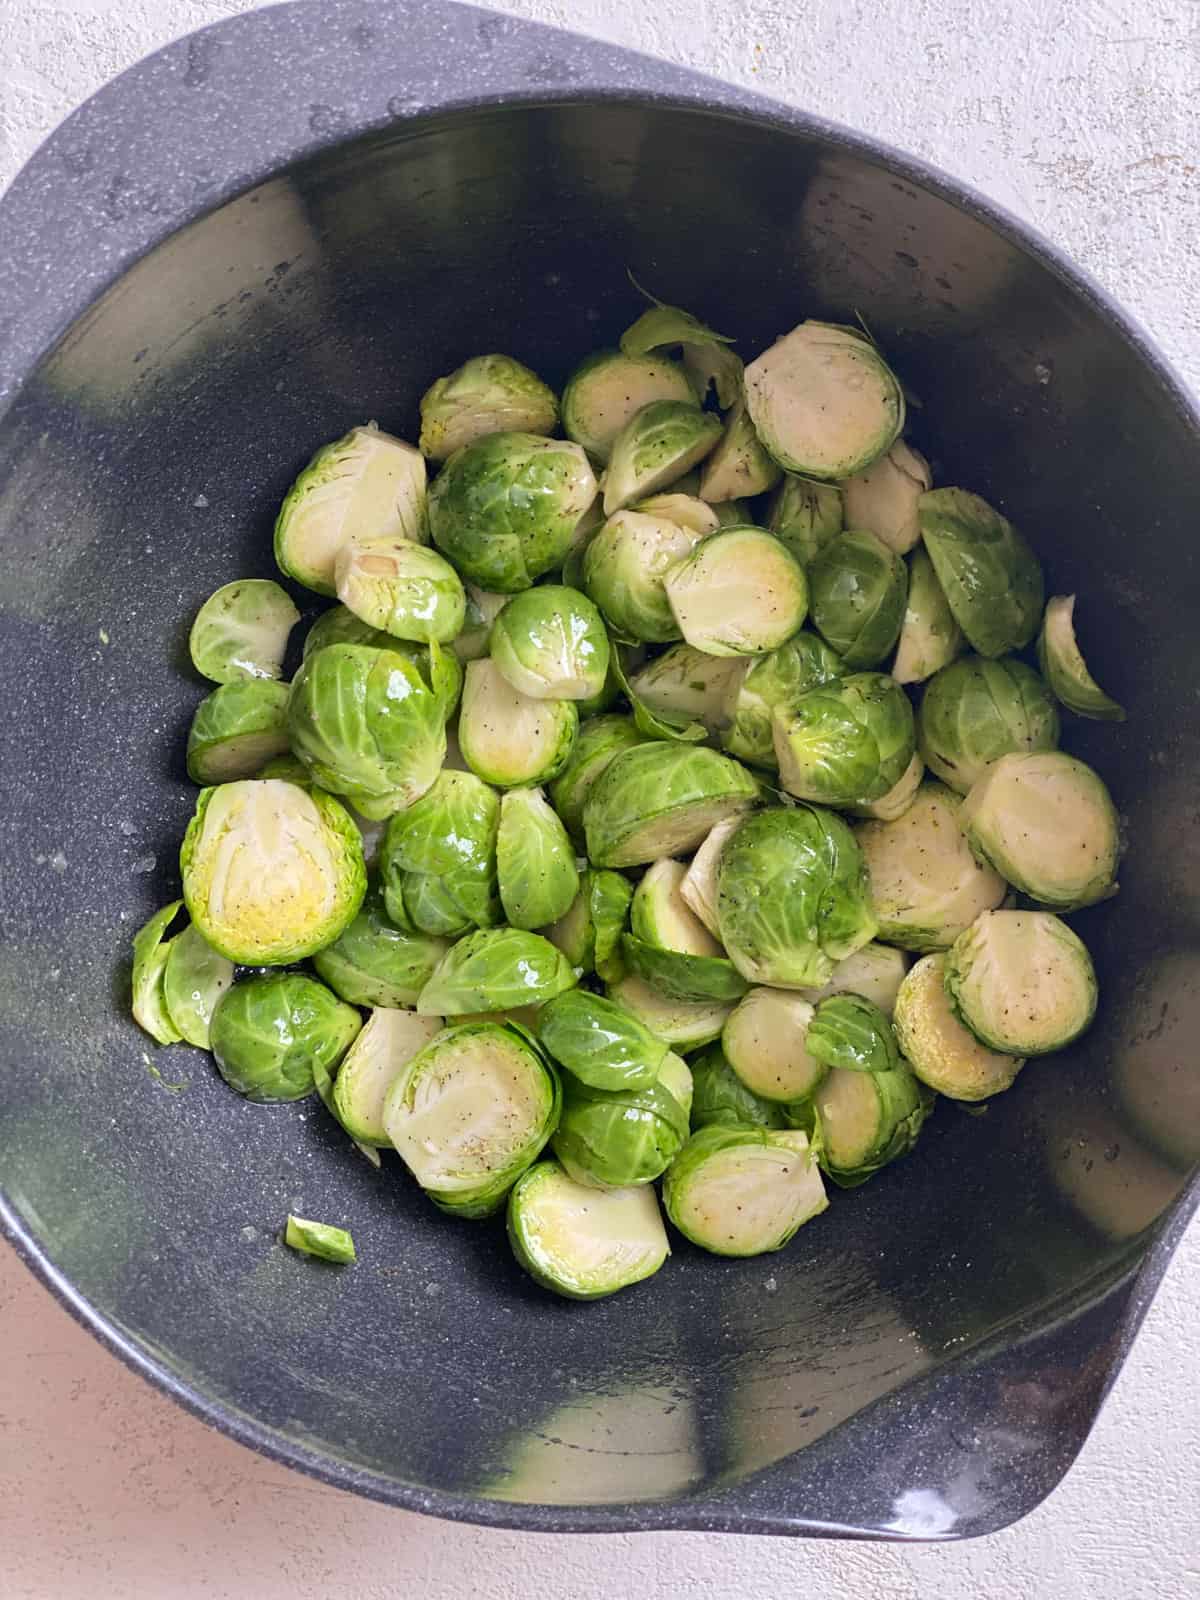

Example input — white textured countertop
[2,2,1198,1595]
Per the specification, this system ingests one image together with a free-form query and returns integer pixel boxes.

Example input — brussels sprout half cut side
[1037,594,1126,721]
[664,528,808,658]
[335,536,465,644]
[331,1007,445,1144]
[663,1126,828,1256]
[892,545,964,685]
[813,1064,933,1187]
[419,354,558,462]
[630,645,745,735]
[945,910,1098,1056]
[161,923,235,1049]
[497,788,580,930]
[583,741,758,869]
[189,579,300,684]
[893,952,1024,1101]
[313,884,450,1008]
[210,973,362,1102]
[698,400,782,502]
[808,529,908,668]
[417,928,578,1016]
[507,1160,670,1300]
[688,1045,788,1131]
[722,988,826,1103]
[919,487,1044,658]
[605,975,732,1049]
[767,475,844,566]
[489,584,611,701]
[458,659,578,789]
[916,655,1060,796]
[839,439,931,555]
[186,679,291,784]
[562,350,695,463]
[537,990,669,1093]
[631,858,724,958]
[583,504,713,644]
[131,900,185,1046]
[285,1216,357,1264]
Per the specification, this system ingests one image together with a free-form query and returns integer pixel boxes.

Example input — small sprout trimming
[285,1216,357,1264]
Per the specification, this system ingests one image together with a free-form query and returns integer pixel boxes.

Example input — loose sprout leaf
[1037,594,1126,721]
[285,1216,358,1264]
[611,648,707,744]
[619,293,736,359]
[682,342,745,409]
[131,900,186,1046]
[189,579,300,684]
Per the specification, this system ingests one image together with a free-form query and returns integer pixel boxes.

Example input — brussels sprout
[210,973,361,1102]
[275,423,427,595]
[946,909,1097,1057]
[303,603,393,658]
[773,671,915,806]
[631,492,722,536]
[379,770,500,934]
[331,1006,445,1143]
[603,401,722,516]
[919,488,1044,657]
[620,298,736,361]
[1037,594,1125,721]
[856,780,1004,952]
[255,752,313,784]
[630,645,745,735]
[716,806,877,987]
[181,780,365,964]
[664,528,808,657]
[806,993,903,1076]
[562,349,696,461]
[808,529,908,667]
[688,1045,788,1130]
[334,536,465,644]
[813,1062,933,1186]
[583,741,758,868]
[584,504,714,644]
[131,901,184,1046]
[606,975,732,1048]
[767,475,844,566]
[797,941,909,1017]
[382,1021,561,1216]
[497,788,580,930]
[419,354,558,461]
[678,814,744,940]
[189,579,299,683]
[892,546,964,685]
[846,751,924,822]
[960,751,1119,909]
[312,884,448,1006]
[663,1126,828,1255]
[548,714,646,842]
[284,1215,357,1264]
[186,679,290,784]
[722,988,825,1103]
[162,923,235,1049]
[720,631,843,769]
[508,1158,670,1299]
[916,655,1060,795]
[489,584,610,701]
[839,439,931,555]
[893,952,1025,1100]
[698,400,782,501]
[457,659,578,788]
[552,1062,690,1189]
[657,1051,695,1122]
[287,644,447,819]
[632,858,723,956]
[428,432,597,592]
[542,868,633,982]
[453,585,510,662]
[744,322,904,480]
[537,990,669,1092]
[417,927,577,1015]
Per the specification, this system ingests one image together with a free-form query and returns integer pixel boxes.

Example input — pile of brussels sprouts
[131,295,1124,1293]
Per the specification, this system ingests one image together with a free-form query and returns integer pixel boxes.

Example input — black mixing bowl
[1,0,1197,1541]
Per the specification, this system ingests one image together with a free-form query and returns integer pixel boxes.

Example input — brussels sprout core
[664,527,808,657]
[893,953,1024,1100]
[507,1160,670,1299]
[946,909,1098,1056]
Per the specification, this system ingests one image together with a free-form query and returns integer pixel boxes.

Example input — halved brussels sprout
[946,909,1098,1056]
[960,751,1119,909]
[916,655,1060,795]
[181,780,365,964]
[919,488,1044,657]
[679,814,745,939]
[541,867,632,982]
[453,585,510,662]
[379,770,499,934]
[497,788,580,930]
[774,671,915,806]
[610,647,705,744]
[303,603,393,658]
[583,741,758,868]
[313,883,449,1007]
[131,901,184,1046]
[631,858,723,957]
[605,975,732,1048]
[797,942,909,1018]
[210,973,361,1102]
[856,780,1006,951]
[630,644,744,735]
[744,322,904,479]
[458,659,578,788]
[893,952,1024,1100]
[806,994,903,1075]
[417,927,577,1015]
[664,527,808,658]
[489,584,610,701]
[428,432,597,592]
[562,349,695,462]
[189,579,299,683]
[767,475,844,566]
[603,401,723,515]
[631,492,722,535]
[839,439,931,555]
[698,400,782,501]
[716,806,877,988]
[275,423,427,595]
[419,354,558,461]
[382,1021,560,1216]
[688,1044,787,1130]
[548,714,646,842]
[663,1125,828,1255]
[813,1062,933,1187]
[507,1159,670,1300]
[552,1062,690,1189]
[537,989,668,1092]
[808,529,908,668]
[682,342,744,410]
[892,546,964,685]
[186,679,290,784]
[846,751,924,822]
[162,923,235,1049]
[720,631,843,769]
[1037,594,1125,721]
[334,536,465,644]
[285,1216,357,1264]
[331,1007,445,1144]
[722,988,825,1102]
[584,504,714,643]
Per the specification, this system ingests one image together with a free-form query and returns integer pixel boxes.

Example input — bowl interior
[1,98,1198,1530]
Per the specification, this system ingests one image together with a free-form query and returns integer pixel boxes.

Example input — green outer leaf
[551,1066,689,1188]
[162,923,234,1049]
[603,401,722,515]
[1036,594,1126,721]
[916,655,1060,795]
[920,487,1044,658]
[312,883,448,1007]
[620,934,748,1003]
[285,1216,357,1264]
[537,990,668,1091]
[186,678,290,784]
[806,994,903,1074]
[620,302,736,357]
[131,901,184,1046]
[590,871,635,983]
[808,529,908,667]
[497,789,580,930]
[416,928,578,1015]
[688,1044,787,1130]
[767,475,844,566]
[210,973,362,1102]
